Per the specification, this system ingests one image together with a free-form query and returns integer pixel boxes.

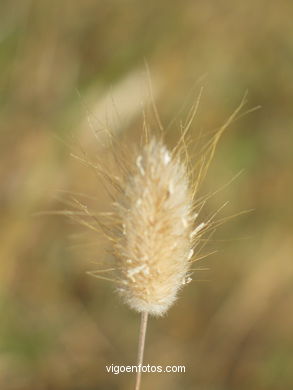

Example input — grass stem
[134,312,149,390]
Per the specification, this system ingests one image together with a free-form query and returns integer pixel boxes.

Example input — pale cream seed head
[113,138,196,316]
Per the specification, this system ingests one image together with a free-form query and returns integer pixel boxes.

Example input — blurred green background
[1,1,293,389]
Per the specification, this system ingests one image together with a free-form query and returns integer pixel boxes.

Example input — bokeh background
[1,1,293,389]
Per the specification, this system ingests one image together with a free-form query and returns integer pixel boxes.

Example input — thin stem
[134,311,149,390]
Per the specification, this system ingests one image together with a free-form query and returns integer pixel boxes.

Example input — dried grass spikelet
[113,137,194,316]
[68,93,250,317]
[50,90,255,390]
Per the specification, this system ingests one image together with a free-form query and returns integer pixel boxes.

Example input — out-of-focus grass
[1,1,293,389]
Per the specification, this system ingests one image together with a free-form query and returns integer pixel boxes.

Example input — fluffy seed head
[74,96,247,316]
[58,93,247,317]
[112,138,195,316]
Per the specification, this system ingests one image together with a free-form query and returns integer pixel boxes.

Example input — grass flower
[113,137,194,316]
[63,92,249,390]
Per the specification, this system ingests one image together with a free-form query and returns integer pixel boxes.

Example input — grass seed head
[111,137,195,316]
[72,95,248,317]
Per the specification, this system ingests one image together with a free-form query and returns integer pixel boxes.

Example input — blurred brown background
[1,1,293,389]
